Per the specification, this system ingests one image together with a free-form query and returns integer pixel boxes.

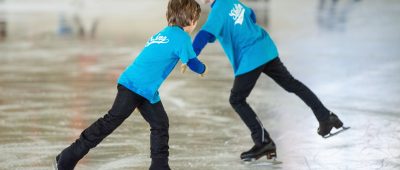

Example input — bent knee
[229,92,247,106]
[150,121,169,130]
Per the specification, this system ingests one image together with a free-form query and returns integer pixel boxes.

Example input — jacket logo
[229,4,245,25]
[146,34,169,47]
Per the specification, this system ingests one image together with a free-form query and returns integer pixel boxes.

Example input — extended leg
[263,57,331,121]
[56,85,143,170]
[263,58,347,137]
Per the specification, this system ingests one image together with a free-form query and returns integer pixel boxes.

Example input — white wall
[0,0,169,41]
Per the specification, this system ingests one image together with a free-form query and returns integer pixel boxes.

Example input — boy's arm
[192,30,216,56]
[187,58,206,74]
[178,34,208,77]
[183,30,215,77]
[250,9,257,23]
[181,58,207,77]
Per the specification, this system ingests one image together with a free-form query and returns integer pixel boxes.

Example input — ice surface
[0,0,399,169]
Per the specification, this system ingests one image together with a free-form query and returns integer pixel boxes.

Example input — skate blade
[242,158,257,164]
[243,158,282,166]
[323,126,350,139]
[267,152,277,160]
[242,154,281,165]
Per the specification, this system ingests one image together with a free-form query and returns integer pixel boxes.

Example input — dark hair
[166,0,201,27]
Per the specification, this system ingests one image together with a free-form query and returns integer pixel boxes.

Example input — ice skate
[54,143,86,170]
[149,158,171,170]
[318,112,350,138]
[240,140,277,163]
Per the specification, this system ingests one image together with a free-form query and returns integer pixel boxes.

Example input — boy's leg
[138,100,170,170]
[56,84,143,170]
[229,65,272,146]
[262,57,330,121]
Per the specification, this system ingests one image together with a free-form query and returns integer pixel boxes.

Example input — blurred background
[0,0,399,169]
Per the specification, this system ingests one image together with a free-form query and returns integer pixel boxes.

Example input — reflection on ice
[317,0,362,31]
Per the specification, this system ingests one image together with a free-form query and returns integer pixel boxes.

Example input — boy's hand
[200,63,208,78]
[180,64,188,74]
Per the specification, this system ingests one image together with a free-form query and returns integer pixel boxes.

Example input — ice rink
[0,0,399,169]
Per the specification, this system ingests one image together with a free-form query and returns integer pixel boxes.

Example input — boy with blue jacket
[194,0,346,162]
[54,0,206,169]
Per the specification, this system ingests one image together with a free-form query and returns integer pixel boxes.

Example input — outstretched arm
[186,58,206,74]
[181,58,207,77]
[181,30,215,76]
[192,30,216,56]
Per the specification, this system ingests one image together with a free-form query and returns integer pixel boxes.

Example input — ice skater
[193,0,348,162]
[54,0,206,169]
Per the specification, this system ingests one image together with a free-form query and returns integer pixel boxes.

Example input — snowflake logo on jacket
[229,4,245,25]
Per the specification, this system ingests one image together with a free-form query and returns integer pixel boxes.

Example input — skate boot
[318,112,349,138]
[149,158,171,170]
[54,151,79,170]
[54,141,89,170]
[240,140,277,162]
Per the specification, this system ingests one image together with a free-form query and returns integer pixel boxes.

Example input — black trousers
[58,84,169,169]
[229,57,330,146]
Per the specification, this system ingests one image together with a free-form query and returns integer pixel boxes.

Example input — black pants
[58,84,169,169]
[229,57,330,146]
